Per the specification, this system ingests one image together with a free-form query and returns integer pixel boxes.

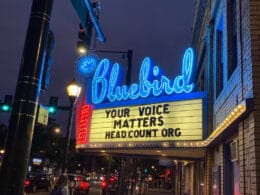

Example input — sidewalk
[147,188,173,194]
[127,187,173,195]
[147,187,173,193]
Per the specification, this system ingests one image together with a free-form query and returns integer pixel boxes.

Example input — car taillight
[24,180,30,186]
[110,177,115,182]
[79,181,89,190]
[101,181,108,189]
[76,176,82,181]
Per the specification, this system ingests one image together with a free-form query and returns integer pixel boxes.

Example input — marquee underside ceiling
[79,147,206,160]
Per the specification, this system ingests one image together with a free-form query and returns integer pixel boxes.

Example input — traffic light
[77,23,87,54]
[144,168,148,174]
[77,9,94,55]
[41,30,55,91]
[1,95,12,112]
[78,23,86,40]
[48,96,58,115]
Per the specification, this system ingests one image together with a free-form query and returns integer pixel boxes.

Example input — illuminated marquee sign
[76,48,207,148]
[90,99,203,142]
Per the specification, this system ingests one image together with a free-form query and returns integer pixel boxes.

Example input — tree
[31,122,64,168]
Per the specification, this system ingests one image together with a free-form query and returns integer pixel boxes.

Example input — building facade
[192,0,260,194]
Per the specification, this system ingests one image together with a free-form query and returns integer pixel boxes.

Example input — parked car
[100,175,119,195]
[67,173,90,194]
[24,172,52,193]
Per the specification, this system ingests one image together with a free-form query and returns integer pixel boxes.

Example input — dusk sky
[0,0,196,131]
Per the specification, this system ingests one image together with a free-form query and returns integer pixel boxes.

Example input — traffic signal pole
[0,0,53,194]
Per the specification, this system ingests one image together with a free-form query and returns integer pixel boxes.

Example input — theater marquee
[75,48,207,148]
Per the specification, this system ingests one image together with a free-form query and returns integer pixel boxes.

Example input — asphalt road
[27,187,173,195]
[26,186,101,195]
[26,180,173,195]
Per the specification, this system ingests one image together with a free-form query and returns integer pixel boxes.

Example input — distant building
[192,0,260,194]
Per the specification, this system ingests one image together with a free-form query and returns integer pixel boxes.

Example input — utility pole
[0,0,53,194]
[62,100,74,173]
[118,156,126,195]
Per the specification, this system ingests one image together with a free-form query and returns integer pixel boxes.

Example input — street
[27,187,173,195]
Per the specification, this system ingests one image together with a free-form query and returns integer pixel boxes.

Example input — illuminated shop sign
[76,48,207,148]
[89,99,203,143]
[32,158,42,166]
[78,48,194,105]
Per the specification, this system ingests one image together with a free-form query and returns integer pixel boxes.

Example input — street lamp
[63,79,81,173]
[66,80,82,100]
[77,41,88,55]
[53,127,61,135]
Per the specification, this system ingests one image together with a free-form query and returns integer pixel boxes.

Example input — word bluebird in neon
[88,48,194,104]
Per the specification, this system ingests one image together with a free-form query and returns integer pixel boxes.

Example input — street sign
[70,0,106,43]
[37,104,49,125]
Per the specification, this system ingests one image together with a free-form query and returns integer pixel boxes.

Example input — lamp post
[62,79,81,173]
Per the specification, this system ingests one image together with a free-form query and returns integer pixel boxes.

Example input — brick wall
[204,148,214,195]
[250,0,260,194]
[213,0,253,135]
[239,113,257,194]
[193,0,260,194]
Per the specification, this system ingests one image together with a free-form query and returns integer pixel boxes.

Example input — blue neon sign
[76,55,99,77]
[77,48,195,105]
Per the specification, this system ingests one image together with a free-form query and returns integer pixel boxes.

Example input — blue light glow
[91,59,111,104]
[76,55,99,77]
[1,104,10,112]
[79,48,195,105]
[173,47,194,93]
